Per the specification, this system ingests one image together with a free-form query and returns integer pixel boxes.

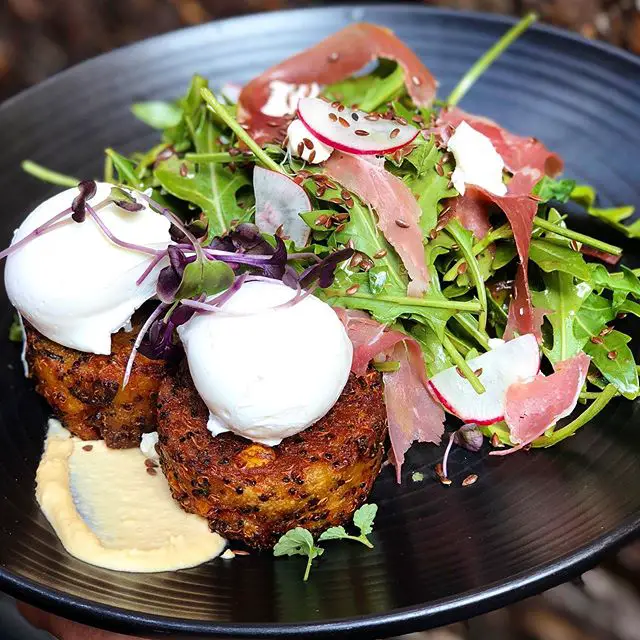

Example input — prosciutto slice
[492,352,590,454]
[336,309,445,481]
[325,152,429,294]
[238,23,437,145]
[580,245,622,266]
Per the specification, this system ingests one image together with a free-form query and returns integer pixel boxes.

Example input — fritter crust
[25,321,169,448]
[156,363,387,548]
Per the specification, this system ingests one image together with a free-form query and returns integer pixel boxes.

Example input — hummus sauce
[36,419,226,572]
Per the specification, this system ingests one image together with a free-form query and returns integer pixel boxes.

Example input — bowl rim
[2,4,640,636]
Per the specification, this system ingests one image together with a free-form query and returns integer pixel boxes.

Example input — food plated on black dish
[3,12,640,581]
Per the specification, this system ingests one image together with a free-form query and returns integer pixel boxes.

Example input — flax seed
[334,213,349,222]
[316,185,326,197]
[365,114,380,121]
[350,253,364,268]
[82,445,93,452]
[458,262,468,275]
[456,367,465,377]
[474,368,483,377]
[331,101,341,108]
[328,112,338,122]
[600,326,614,336]
[435,163,445,176]
[338,104,346,113]
[590,335,603,344]
[144,459,157,468]
[395,116,408,125]
[308,150,316,163]
[374,249,387,259]
[346,239,355,250]
[302,138,313,150]
[354,129,370,136]
[338,117,350,128]
[330,197,343,204]
[462,474,478,487]
[315,214,329,226]
[297,142,304,156]
[146,467,158,476]
[335,222,346,233]
[390,128,400,139]
[608,350,618,360]
[395,218,410,228]
[346,284,360,295]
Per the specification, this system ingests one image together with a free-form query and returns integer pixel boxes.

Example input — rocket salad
[19,13,640,481]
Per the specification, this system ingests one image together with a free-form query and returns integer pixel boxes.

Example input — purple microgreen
[0,212,72,261]
[110,186,145,212]
[452,424,484,452]
[299,248,355,289]
[136,252,167,286]
[122,303,168,388]
[441,432,455,480]
[173,257,236,301]
[86,204,163,256]
[179,274,248,313]
[71,180,97,223]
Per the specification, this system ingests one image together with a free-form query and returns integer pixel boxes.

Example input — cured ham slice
[238,23,437,145]
[324,152,429,294]
[580,245,622,265]
[492,352,590,454]
[335,308,444,480]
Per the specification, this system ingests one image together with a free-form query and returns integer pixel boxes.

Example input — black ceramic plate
[1,5,640,639]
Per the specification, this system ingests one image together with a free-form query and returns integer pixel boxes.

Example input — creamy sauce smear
[36,419,226,572]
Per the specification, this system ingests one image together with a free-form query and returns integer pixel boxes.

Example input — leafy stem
[532,384,619,447]
[442,334,486,394]
[324,289,483,311]
[21,160,79,188]
[200,88,283,173]
[533,217,622,256]
[358,65,405,112]
[447,12,538,107]
[453,312,491,350]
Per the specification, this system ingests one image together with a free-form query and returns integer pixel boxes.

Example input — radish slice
[427,334,540,425]
[297,97,419,156]
[254,167,311,247]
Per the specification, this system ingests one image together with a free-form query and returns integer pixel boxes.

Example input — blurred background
[2,1,640,639]
[1,0,640,100]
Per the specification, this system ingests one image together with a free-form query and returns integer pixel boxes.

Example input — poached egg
[178,280,353,446]
[5,182,171,354]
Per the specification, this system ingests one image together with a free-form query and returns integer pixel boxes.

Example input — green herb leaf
[353,503,378,537]
[573,293,615,347]
[8,315,23,343]
[589,264,640,299]
[105,149,143,189]
[131,101,183,130]
[532,272,591,364]
[584,330,639,399]
[411,471,425,482]
[273,527,324,581]
[411,322,452,376]
[529,239,591,281]
[317,526,348,541]
[532,176,576,203]
[570,184,596,208]
[155,156,251,240]
[588,205,640,239]
[175,259,235,300]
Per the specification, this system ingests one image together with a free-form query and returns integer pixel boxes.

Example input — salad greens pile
[21,12,639,452]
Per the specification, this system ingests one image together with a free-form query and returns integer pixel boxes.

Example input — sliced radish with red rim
[427,334,540,425]
[297,97,419,156]
[254,167,312,247]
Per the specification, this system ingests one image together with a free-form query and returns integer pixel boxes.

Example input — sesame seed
[607,350,618,360]
[82,445,93,452]
[354,129,370,136]
[412,75,421,86]
[329,112,338,122]
[308,150,316,163]
[395,218,410,228]
[338,117,350,128]
[346,284,360,295]
[374,249,387,259]
[462,474,478,487]
[390,128,401,139]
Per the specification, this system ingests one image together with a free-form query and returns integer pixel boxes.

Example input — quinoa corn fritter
[157,363,388,548]
[24,320,169,448]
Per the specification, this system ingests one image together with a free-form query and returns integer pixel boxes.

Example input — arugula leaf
[273,528,324,581]
[532,272,591,364]
[403,137,457,236]
[532,176,576,203]
[105,149,143,189]
[155,156,251,240]
[318,503,378,548]
[411,322,452,376]
[573,293,615,347]
[588,205,640,239]
[132,101,183,130]
[529,239,591,281]
[163,74,209,150]
[492,244,517,270]
[584,330,639,399]
[570,184,596,208]
[323,60,405,111]
[589,264,640,300]
[175,259,235,300]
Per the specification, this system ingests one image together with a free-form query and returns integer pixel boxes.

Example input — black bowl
[1,5,640,639]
